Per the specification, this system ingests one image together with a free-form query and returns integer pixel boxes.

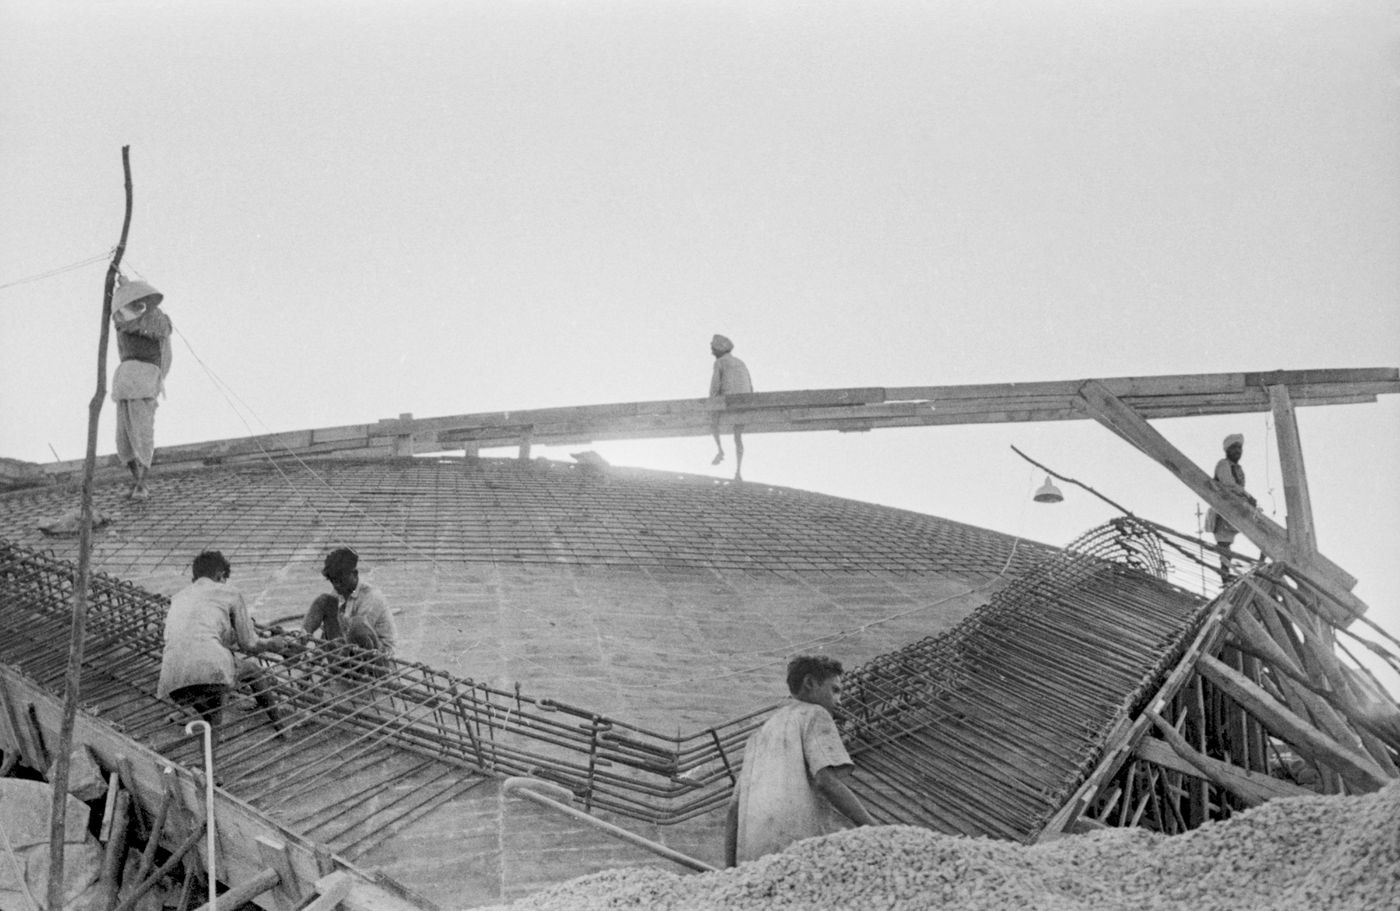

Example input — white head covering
[711,334,734,354]
[1223,434,1244,451]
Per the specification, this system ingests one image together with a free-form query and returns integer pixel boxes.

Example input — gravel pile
[485,780,1400,910]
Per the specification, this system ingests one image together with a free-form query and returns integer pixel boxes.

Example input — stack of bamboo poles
[1043,563,1400,839]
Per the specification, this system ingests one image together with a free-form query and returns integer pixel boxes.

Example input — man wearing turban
[709,334,753,481]
[1205,434,1257,583]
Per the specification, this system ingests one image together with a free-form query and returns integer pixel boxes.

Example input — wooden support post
[26,705,51,771]
[137,774,175,883]
[99,771,121,842]
[97,787,131,911]
[1187,677,1209,826]
[111,824,206,911]
[0,674,36,769]
[1268,385,1317,554]
[1230,599,1379,766]
[49,144,135,911]
[115,755,148,845]
[1195,654,1390,791]
[1143,711,1313,805]
[304,872,353,911]
[391,413,414,457]
[518,427,533,461]
[1076,379,1361,611]
[187,866,280,911]
[255,836,302,911]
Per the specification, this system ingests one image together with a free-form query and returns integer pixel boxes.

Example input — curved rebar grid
[0,518,1322,851]
[837,518,1230,840]
[0,539,771,839]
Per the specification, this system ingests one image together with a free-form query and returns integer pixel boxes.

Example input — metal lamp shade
[1033,477,1064,504]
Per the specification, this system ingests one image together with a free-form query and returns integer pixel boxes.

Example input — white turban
[711,334,734,354]
[1223,434,1244,451]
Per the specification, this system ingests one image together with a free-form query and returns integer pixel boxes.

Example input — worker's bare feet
[733,471,743,482]
[711,452,725,466]
[130,484,150,500]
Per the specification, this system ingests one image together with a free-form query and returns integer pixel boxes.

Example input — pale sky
[2,2,1398,685]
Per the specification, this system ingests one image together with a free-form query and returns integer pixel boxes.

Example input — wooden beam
[1194,654,1391,792]
[1269,385,1317,554]
[1228,604,1367,755]
[304,872,354,911]
[1076,379,1360,603]
[1140,712,1314,805]
[18,368,1395,488]
[188,866,280,911]
[256,836,303,911]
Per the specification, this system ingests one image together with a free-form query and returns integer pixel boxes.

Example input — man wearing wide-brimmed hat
[1205,433,1257,583]
[708,333,753,481]
[110,275,173,500]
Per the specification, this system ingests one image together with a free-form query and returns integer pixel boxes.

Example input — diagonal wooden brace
[1076,379,1363,619]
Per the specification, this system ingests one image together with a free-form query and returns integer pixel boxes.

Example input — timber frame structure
[1,366,1398,909]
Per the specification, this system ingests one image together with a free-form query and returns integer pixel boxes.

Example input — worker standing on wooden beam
[1205,433,1258,584]
[110,275,172,500]
[709,333,752,482]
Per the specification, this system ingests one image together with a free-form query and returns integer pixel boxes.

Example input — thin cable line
[173,326,1025,691]
[0,250,114,292]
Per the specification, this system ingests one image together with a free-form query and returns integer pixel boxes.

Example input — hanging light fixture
[1033,476,1064,503]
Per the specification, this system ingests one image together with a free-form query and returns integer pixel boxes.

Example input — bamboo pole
[187,867,280,911]
[1195,654,1390,791]
[97,787,131,911]
[111,824,204,911]
[48,144,134,911]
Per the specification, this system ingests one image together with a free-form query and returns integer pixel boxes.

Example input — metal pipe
[503,777,716,873]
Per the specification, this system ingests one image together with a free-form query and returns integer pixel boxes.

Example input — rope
[0,250,114,292]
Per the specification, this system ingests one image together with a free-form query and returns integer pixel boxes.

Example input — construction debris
[37,508,109,538]
[488,779,1400,911]
[0,779,107,911]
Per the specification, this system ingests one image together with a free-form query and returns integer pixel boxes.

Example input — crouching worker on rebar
[724,655,873,866]
[157,550,292,774]
[299,547,397,673]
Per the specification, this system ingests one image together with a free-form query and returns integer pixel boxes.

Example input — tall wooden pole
[47,145,133,911]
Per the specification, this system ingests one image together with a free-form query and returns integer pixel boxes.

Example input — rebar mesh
[0,457,1053,578]
[1,518,1213,851]
[839,517,1214,841]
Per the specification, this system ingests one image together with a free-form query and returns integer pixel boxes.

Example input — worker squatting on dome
[298,546,399,661]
